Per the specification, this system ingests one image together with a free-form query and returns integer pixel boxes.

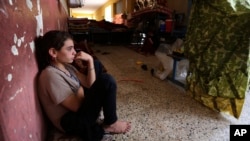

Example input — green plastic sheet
[184,0,250,118]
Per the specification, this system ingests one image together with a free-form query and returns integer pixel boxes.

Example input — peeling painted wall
[0,0,68,140]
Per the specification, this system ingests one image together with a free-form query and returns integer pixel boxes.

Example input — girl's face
[55,39,76,64]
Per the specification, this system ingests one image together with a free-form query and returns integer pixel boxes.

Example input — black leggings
[60,60,117,141]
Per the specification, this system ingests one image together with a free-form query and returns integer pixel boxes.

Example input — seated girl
[35,30,131,141]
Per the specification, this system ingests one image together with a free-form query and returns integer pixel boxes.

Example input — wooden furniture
[67,18,132,44]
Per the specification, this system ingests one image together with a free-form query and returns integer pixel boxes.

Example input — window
[105,5,112,22]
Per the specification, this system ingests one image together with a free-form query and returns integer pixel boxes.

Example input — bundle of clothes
[153,38,189,80]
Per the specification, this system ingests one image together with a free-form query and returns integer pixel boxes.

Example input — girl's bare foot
[103,120,131,134]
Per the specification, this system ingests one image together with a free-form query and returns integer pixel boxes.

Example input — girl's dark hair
[34,30,73,72]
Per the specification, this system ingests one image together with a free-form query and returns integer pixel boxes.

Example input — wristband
[88,68,94,71]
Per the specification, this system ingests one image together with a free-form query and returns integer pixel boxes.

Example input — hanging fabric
[184,0,250,118]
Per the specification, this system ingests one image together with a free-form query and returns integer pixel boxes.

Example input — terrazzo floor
[92,44,250,141]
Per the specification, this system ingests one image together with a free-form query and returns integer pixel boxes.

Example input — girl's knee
[101,73,117,89]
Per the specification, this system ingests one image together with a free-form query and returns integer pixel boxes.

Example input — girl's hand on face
[74,51,93,62]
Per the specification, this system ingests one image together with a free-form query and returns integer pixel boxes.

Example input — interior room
[0,0,249,141]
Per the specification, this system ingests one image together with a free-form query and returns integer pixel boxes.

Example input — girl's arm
[74,51,96,88]
[61,86,84,112]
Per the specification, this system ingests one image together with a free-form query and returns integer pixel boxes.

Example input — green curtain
[184,0,250,118]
